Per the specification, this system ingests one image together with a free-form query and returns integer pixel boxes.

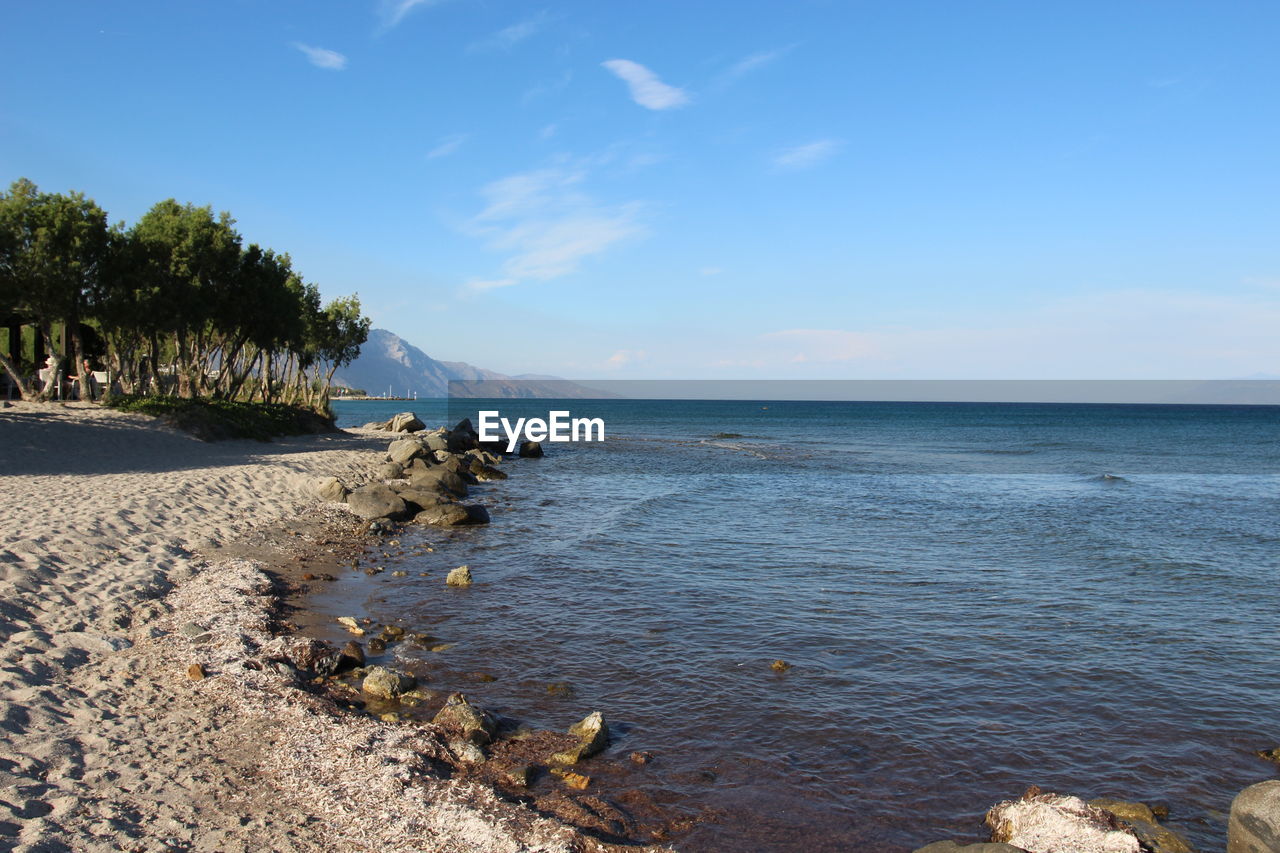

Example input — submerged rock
[1088,799,1195,853]
[1228,780,1280,853]
[432,692,495,745]
[445,565,473,587]
[361,666,415,699]
[986,791,1140,853]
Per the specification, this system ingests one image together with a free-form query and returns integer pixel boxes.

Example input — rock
[1228,780,1280,853]
[388,412,425,433]
[346,483,409,521]
[518,440,544,458]
[449,739,486,764]
[281,637,333,671]
[422,431,449,453]
[362,420,389,430]
[446,418,479,452]
[1089,799,1195,853]
[387,438,428,465]
[552,711,608,764]
[310,476,350,503]
[376,462,405,480]
[432,693,495,745]
[409,467,468,498]
[771,659,791,672]
[338,641,365,668]
[986,791,1140,853]
[550,767,590,790]
[179,622,207,638]
[361,666,415,699]
[393,487,451,513]
[367,637,386,655]
[911,840,1029,845]
[1256,747,1280,765]
[414,504,472,527]
[469,460,508,481]
[446,565,473,587]
[187,663,206,680]
[463,504,491,525]
[503,764,533,787]
[630,751,654,765]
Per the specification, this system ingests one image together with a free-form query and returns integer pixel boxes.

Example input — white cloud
[700,267,723,276]
[293,43,347,70]
[773,139,841,170]
[607,349,647,367]
[466,166,646,287]
[426,134,467,159]
[539,123,558,140]
[377,0,444,32]
[601,59,690,110]
[717,45,793,88]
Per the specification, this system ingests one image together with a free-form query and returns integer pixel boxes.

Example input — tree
[0,178,109,399]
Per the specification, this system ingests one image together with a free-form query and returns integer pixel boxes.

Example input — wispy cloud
[465,166,646,287]
[465,277,518,292]
[773,138,841,170]
[470,11,549,51]
[607,349,647,367]
[523,70,573,104]
[761,329,876,362]
[292,43,347,71]
[601,59,690,110]
[700,267,723,276]
[713,45,794,89]
[377,0,444,32]
[426,133,468,159]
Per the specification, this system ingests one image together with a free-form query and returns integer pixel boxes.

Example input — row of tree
[0,178,369,410]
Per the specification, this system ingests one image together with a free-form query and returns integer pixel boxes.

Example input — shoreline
[0,401,641,852]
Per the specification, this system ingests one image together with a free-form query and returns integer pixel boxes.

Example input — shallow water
[330,399,1280,850]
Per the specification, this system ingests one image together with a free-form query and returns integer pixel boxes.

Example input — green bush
[106,395,336,442]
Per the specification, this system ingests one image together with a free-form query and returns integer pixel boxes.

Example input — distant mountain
[334,328,605,399]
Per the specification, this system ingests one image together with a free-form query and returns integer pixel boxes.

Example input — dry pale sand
[0,402,616,853]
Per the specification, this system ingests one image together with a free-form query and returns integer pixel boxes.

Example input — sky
[2,0,1278,380]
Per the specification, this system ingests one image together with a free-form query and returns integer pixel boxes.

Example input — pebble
[187,663,206,680]
[771,659,792,672]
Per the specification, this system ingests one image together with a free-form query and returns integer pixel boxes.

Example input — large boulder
[432,692,495,745]
[414,504,472,527]
[346,483,409,521]
[422,431,449,453]
[463,504,491,525]
[518,440,544,458]
[410,467,469,498]
[362,666,415,699]
[986,792,1140,853]
[1089,799,1194,853]
[447,418,479,452]
[310,476,349,503]
[388,412,425,433]
[387,437,428,466]
[393,486,452,512]
[1228,781,1280,853]
[376,462,404,480]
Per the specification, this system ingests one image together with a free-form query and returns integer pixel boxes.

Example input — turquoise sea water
[330,399,1280,851]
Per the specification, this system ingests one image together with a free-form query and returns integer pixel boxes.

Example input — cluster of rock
[913,782,1280,853]
[311,413,539,529]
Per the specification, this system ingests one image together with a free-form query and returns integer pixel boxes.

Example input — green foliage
[106,395,335,442]
[0,176,370,405]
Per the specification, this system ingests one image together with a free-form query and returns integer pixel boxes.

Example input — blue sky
[2,1,1278,379]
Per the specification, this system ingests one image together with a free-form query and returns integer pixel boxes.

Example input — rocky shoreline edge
[102,409,1277,853]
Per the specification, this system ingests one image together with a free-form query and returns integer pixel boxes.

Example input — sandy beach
[0,402,617,852]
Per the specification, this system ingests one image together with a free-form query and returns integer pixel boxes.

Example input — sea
[327,398,1280,851]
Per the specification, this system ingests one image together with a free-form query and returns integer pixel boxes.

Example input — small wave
[1089,473,1130,484]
